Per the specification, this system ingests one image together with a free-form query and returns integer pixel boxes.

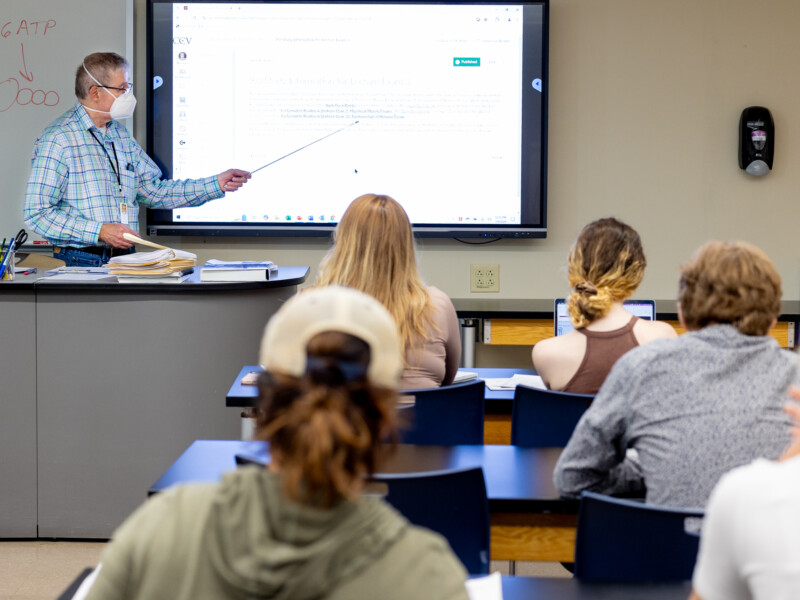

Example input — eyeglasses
[99,82,133,94]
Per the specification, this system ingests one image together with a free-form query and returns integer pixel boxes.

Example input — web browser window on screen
[168,3,525,226]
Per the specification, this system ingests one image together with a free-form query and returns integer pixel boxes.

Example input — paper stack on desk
[483,374,547,391]
[40,265,117,283]
[106,248,196,281]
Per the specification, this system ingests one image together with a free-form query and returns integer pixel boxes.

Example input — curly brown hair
[678,240,781,336]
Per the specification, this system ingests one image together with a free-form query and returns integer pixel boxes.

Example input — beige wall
[132,0,800,300]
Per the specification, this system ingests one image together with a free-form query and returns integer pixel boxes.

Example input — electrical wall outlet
[470,263,500,293]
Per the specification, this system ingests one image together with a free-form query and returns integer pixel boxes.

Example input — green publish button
[453,57,480,67]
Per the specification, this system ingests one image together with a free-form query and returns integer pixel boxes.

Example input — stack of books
[106,248,196,283]
[200,259,278,282]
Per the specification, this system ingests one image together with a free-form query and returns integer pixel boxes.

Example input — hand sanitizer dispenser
[739,106,774,176]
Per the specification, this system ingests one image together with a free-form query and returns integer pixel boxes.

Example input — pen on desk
[0,238,16,280]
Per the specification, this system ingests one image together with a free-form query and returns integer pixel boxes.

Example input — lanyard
[88,129,122,193]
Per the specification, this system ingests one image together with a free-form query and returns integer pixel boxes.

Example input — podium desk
[0,267,308,538]
[0,277,37,536]
[226,366,534,445]
[151,440,578,562]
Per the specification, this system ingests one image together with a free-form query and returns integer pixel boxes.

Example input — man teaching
[23,52,250,267]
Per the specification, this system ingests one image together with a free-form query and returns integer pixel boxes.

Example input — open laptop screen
[554,299,656,336]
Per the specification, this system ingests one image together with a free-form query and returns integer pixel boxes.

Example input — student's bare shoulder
[533,332,585,362]
[634,319,678,343]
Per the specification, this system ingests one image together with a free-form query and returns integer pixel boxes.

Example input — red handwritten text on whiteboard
[1,32,61,112]
[1,20,57,38]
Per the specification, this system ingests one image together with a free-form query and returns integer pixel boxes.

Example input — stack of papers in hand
[483,374,547,391]
[106,248,196,281]
[201,259,278,282]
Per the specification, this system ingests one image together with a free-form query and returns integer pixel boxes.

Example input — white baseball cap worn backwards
[259,285,403,388]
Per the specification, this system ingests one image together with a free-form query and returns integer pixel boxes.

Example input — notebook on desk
[554,298,656,336]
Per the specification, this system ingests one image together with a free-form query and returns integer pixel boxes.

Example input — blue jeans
[53,247,115,268]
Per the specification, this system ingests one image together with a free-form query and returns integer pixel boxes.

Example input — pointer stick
[251,120,360,174]
[123,233,170,250]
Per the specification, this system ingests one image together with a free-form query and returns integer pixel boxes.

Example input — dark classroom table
[151,440,577,562]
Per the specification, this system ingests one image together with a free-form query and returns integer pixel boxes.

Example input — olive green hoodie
[86,466,468,600]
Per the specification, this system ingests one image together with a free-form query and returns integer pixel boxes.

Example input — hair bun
[574,281,598,296]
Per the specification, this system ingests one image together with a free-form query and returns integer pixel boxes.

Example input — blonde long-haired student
[316,194,461,389]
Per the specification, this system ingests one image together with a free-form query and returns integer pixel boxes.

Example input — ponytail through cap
[256,287,404,507]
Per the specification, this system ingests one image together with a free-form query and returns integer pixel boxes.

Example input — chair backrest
[399,379,485,445]
[55,567,94,600]
[510,385,593,447]
[370,466,490,574]
[574,491,704,582]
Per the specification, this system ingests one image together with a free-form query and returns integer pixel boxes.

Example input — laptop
[554,298,656,336]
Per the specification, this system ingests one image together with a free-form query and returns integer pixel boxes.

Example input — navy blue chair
[510,385,593,447]
[371,466,490,574]
[574,491,704,582]
[399,379,485,445]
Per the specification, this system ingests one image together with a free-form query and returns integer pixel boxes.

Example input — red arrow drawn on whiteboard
[18,43,34,82]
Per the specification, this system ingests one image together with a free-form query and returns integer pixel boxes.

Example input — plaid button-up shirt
[24,102,223,246]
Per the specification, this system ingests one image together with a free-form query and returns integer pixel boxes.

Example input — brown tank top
[561,316,640,395]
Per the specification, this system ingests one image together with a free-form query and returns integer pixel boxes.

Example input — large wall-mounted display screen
[147,1,548,238]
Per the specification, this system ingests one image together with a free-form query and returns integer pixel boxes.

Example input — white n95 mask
[105,90,137,120]
[81,63,137,120]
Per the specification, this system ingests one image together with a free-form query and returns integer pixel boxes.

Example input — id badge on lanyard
[89,129,128,226]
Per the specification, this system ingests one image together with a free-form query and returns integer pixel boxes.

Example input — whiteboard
[0,0,132,245]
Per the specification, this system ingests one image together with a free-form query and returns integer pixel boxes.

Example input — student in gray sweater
[554,240,800,507]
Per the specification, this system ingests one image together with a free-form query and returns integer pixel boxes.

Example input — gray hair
[75,52,128,99]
